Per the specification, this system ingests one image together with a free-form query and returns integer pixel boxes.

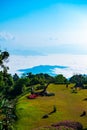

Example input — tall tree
[0,50,14,98]
[54,74,67,84]
[69,74,84,88]
[0,50,9,71]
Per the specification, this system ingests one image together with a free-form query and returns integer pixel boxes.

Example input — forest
[0,50,87,130]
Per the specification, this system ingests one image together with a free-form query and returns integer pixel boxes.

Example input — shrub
[51,121,83,130]
[36,85,45,90]
[34,126,74,130]
[27,94,38,99]
[42,114,49,119]
[71,88,77,94]
[34,121,83,130]
[46,92,55,96]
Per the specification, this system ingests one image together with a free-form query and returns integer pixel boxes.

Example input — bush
[34,121,83,130]
[27,94,38,99]
[71,88,77,94]
[36,85,45,90]
[34,126,74,130]
[46,92,55,96]
[42,114,49,119]
[51,121,83,130]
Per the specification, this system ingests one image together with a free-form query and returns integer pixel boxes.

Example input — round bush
[34,126,74,130]
[27,94,38,99]
[51,121,83,130]
[46,92,55,96]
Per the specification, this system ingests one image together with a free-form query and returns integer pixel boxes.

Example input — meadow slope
[14,84,87,130]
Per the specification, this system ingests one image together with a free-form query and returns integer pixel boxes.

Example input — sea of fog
[7,54,87,78]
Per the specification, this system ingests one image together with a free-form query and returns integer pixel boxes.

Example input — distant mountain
[18,65,68,76]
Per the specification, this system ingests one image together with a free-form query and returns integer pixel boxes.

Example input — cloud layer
[7,54,87,78]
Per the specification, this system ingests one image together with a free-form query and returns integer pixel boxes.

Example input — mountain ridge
[18,65,68,76]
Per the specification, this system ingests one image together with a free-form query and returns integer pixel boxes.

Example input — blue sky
[0,0,87,55]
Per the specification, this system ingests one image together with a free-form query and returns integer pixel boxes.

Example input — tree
[0,50,14,98]
[10,77,30,97]
[54,74,67,84]
[69,74,84,88]
[81,75,87,84]
[13,73,19,81]
[0,50,9,71]
[26,73,54,85]
[0,50,17,129]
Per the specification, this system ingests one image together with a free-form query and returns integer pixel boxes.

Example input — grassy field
[14,84,87,130]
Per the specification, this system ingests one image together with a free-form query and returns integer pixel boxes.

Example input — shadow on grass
[83,128,87,130]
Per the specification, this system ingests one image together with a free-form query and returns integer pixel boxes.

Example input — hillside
[14,84,87,130]
[18,65,68,76]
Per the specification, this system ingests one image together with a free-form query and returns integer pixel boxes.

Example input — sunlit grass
[14,84,87,130]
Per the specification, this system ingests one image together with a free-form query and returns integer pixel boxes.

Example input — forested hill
[18,65,68,76]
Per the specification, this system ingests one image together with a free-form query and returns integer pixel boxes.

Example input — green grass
[13,84,87,130]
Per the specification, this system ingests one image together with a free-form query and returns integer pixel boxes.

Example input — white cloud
[7,54,87,77]
[53,66,87,78]
[0,32,15,41]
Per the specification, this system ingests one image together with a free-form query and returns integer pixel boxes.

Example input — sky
[0,0,87,77]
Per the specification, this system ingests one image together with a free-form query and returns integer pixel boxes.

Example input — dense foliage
[54,74,68,84]
[69,74,87,88]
